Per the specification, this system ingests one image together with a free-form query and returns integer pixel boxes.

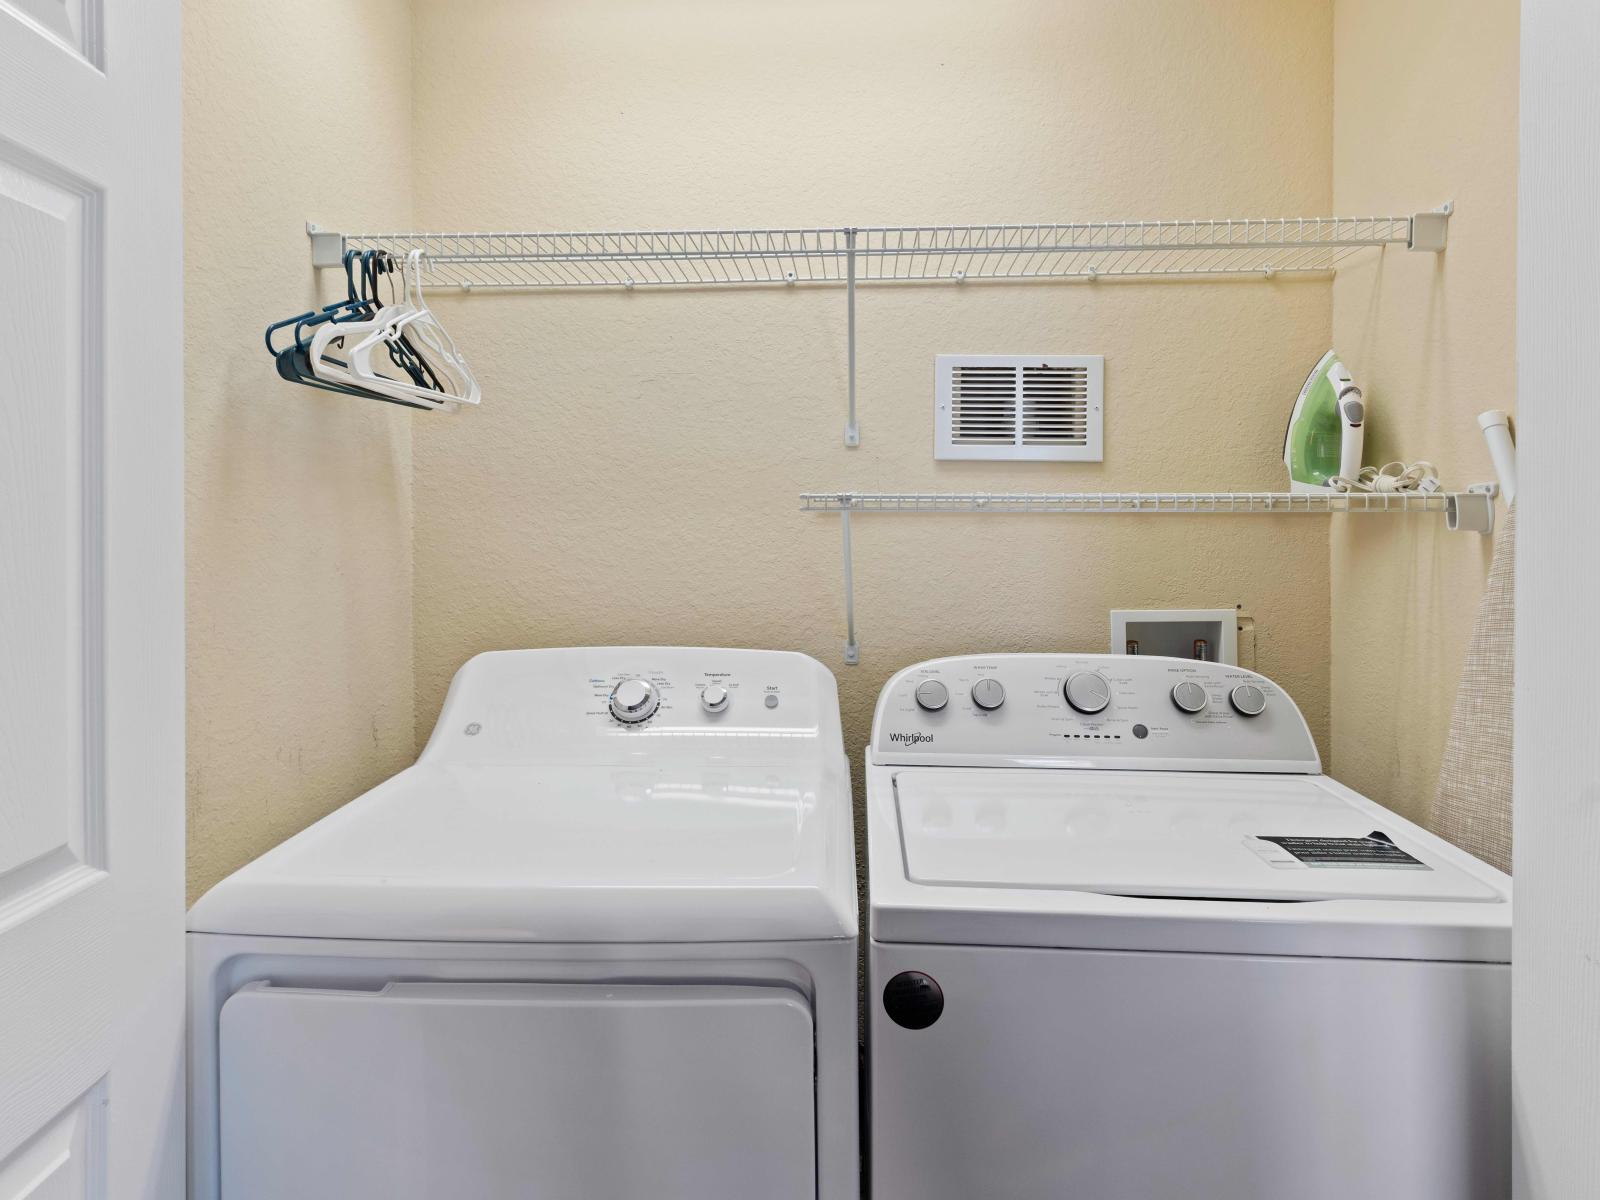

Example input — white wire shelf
[800,489,1483,515]
[804,485,1495,665]
[315,214,1441,290]
[307,207,1449,447]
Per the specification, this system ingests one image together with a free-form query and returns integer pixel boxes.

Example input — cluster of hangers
[265,249,480,412]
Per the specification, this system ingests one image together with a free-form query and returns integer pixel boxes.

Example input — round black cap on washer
[883,971,945,1030]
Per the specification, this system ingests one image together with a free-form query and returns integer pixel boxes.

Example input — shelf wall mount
[804,485,1497,665]
[308,207,1452,446]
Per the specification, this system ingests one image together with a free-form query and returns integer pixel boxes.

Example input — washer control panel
[870,654,1319,772]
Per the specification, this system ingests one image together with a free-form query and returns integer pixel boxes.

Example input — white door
[1515,3,1600,1194]
[0,0,183,1196]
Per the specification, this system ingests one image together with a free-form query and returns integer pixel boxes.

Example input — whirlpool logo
[889,731,934,746]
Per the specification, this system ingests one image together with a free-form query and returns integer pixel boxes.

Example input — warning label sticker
[1249,833,1430,871]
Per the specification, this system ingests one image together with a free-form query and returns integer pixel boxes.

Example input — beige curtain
[1432,504,1516,873]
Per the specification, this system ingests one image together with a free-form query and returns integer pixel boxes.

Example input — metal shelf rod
[397,238,1395,265]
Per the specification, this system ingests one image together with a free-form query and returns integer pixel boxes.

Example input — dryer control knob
[609,678,660,723]
[914,679,950,712]
[1064,671,1111,714]
[701,683,730,713]
[1171,681,1209,714]
[971,678,1006,711]
[1229,683,1267,717]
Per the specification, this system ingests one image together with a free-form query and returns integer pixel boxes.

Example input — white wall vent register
[935,354,1104,460]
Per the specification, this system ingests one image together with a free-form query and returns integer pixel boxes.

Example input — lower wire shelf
[802,487,1498,664]
[800,489,1496,516]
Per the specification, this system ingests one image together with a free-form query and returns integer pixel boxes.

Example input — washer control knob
[609,678,660,724]
[971,678,1006,711]
[1171,681,1209,714]
[914,679,950,712]
[701,683,730,713]
[1063,671,1111,714]
[1229,683,1267,717]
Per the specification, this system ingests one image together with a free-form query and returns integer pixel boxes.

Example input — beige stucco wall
[1329,0,1518,825]
[188,0,1520,898]
[184,0,416,902]
[406,0,1336,812]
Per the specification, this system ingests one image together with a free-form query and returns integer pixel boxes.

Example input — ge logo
[464,722,482,736]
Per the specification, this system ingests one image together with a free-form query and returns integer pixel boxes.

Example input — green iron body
[1285,350,1364,493]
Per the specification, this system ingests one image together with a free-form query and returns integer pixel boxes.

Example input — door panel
[871,941,1510,1200]
[0,141,102,922]
[0,0,182,1195]
[220,982,818,1200]
[0,0,100,66]
[0,1084,104,1199]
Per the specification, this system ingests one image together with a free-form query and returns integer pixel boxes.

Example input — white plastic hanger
[306,261,453,410]
[309,252,479,410]
[345,251,480,409]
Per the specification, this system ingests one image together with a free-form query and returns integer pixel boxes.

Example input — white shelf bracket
[307,222,346,269]
[844,228,859,447]
[1446,483,1498,533]
[1408,202,1452,252]
[839,505,859,664]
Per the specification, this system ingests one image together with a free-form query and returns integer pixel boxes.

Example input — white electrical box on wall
[1112,609,1238,665]
[935,355,1104,461]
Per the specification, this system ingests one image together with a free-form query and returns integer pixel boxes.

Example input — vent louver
[936,355,1103,461]
[949,365,1019,445]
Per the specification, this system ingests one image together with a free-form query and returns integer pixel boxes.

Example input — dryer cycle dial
[1064,671,1111,714]
[609,678,661,723]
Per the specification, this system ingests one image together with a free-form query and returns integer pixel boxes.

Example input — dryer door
[219,981,816,1200]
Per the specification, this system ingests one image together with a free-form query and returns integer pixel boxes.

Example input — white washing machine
[190,647,858,1200]
[866,654,1510,1200]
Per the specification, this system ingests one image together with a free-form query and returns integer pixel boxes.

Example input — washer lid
[188,760,856,943]
[895,769,1500,903]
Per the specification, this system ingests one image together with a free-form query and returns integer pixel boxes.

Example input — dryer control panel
[870,654,1319,773]
[421,647,843,765]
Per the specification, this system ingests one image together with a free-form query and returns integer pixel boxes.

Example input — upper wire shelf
[313,212,1445,290]
[307,206,1449,446]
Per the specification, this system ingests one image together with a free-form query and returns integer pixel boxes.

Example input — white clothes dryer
[866,654,1509,1200]
[190,647,858,1200]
